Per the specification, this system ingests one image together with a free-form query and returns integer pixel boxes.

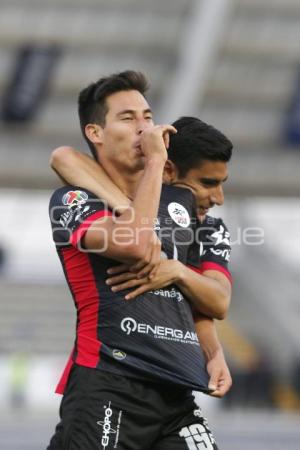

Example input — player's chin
[135,156,146,171]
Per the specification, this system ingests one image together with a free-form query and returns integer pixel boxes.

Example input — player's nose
[211,185,224,206]
[137,118,152,135]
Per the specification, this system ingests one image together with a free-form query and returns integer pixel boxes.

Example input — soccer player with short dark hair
[48,70,232,450]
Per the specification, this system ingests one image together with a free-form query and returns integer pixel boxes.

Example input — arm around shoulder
[176,263,231,319]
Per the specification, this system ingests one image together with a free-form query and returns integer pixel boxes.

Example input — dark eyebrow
[116,108,153,117]
[200,176,228,185]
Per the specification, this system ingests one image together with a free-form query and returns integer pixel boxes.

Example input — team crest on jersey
[112,349,127,361]
[62,190,88,208]
[167,202,190,228]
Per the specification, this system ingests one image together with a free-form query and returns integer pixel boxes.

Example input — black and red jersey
[49,184,231,394]
[188,214,231,281]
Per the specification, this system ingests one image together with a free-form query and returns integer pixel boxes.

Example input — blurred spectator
[292,361,300,398]
[284,67,300,147]
[223,355,275,409]
[9,351,29,410]
[1,44,61,123]
[0,245,5,273]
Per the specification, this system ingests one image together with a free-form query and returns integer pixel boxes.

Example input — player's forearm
[124,156,164,255]
[50,147,129,212]
[175,263,230,319]
[84,156,165,262]
[194,313,232,397]
[194,314,222,361]
[82,161,164,262]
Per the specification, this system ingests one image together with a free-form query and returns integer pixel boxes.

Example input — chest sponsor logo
[121,317,137,335]
[167,202,191,228]
[149,287,183,302]
[120,317,198,345]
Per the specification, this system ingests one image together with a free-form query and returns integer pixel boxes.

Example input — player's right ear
[85,123,104,146]
[163,159,179,184]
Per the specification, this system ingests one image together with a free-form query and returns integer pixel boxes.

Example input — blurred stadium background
[1,0,300,448]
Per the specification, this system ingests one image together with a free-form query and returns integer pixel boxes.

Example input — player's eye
[199,179,219,187]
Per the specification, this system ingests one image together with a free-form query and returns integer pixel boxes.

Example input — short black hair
[78,70,150,159]
[168,116,233,177]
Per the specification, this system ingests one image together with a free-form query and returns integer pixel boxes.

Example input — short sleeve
[187,215,232,282]
[49,186,112,248]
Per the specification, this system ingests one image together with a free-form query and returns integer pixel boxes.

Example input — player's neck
[103,165,143,200]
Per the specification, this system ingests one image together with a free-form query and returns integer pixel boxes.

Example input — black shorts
[47,364,218,450]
